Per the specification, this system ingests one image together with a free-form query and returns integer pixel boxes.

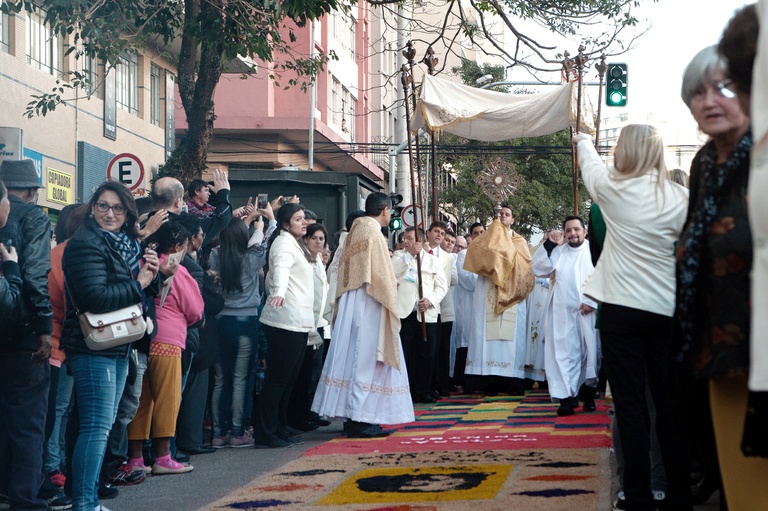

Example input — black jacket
[0,216,26,349]
[62,218,159,357]
[7,195,53,340]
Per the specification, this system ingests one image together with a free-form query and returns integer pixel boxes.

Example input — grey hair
[681,45,727,108]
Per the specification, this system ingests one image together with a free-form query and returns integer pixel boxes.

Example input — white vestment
[465,275,529,378]
[522,276,550,382]
[311,287,415,425]
[453,249,475,350]
[532,241,598,400]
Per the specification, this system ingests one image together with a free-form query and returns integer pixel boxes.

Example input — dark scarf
[676,130,752,361]
[100,228,142,278]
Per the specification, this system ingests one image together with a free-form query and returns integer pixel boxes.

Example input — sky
[502,0,752,146]
[620,0,751,140]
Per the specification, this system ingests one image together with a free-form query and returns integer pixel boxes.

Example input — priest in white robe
[463,206,534,394]
[523,240,550,382]
[532,216,598,416]
[312,193,414,437]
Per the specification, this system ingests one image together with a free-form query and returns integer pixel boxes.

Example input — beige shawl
[336,216,402,370]
[463,219,534,315]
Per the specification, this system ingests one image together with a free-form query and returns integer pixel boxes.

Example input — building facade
[0,5,175,220]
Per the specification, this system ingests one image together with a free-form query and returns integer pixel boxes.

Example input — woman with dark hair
[255,203,314,448]
[126,220,203,475]
[287,223,331,431]
[62,181,159,511]
[208,214,274,448]
[42,203,80,490]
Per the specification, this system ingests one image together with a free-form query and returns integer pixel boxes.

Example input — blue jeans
[68,353,128,511]
[0,353,50,511]
[212,315,257,437]
[102,350,147,475]
[43,365,74,474]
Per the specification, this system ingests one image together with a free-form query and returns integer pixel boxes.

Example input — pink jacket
[153,257,204,349]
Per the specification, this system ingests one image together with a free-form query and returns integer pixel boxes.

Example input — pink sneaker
[229,434,253,448]
[152,456,193,475]
[212,434,230,448]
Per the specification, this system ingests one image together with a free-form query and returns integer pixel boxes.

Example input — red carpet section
[305,389,612,456]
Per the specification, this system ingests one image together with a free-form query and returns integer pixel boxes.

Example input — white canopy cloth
[411,74,595,141]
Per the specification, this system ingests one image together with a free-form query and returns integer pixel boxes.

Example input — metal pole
[307,21,316,171]
[404,41,425,228]
[594,55,607,150]
[400,64,428,341]
[423,47,439,225]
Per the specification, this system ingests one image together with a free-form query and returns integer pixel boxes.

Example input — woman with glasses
[126,220,204,475]
[675,44,754,508]
[62,182,159,511]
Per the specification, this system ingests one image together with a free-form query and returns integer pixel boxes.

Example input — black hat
[0,159,43,189]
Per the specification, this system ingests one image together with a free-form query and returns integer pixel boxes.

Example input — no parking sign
[107,153,144,191]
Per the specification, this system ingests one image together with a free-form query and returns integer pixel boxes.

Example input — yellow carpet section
[317,464,513,505]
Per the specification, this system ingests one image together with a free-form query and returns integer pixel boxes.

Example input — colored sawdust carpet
[205,449,608,511]
[205,391,613,511]
[307,389,611,456]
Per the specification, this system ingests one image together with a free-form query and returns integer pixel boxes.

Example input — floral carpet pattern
[206,390,613,511]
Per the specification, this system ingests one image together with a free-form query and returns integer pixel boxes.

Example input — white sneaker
[94,505,113,511]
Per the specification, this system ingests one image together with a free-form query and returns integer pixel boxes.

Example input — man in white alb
[532,215,598,416]
[312,193,414,437]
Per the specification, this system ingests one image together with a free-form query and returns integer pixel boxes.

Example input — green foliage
[451,59,507,91]
[438,130,590,239]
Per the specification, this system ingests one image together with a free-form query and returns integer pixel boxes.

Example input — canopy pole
[400,63,428,342]
[404,41,426,224]
[594,55,607,150]
[423,47,439,225]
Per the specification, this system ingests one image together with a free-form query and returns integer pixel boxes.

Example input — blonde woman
[573,125,692,511]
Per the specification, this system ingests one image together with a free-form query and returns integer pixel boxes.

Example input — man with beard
[532,215,598,416]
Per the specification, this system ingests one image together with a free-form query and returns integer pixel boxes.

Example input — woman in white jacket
[573,125,692,511]
[255,203,314,448]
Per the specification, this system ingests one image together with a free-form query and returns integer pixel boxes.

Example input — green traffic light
[389,217,403,231]
[608,91,626,106]
[605,63,627,107]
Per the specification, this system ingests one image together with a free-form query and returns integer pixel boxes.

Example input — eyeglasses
[455,245,467,250]
[95,202,127,215]
[716,79,737,99]
[692,79,737,102]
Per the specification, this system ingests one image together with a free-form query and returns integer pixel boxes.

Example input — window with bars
[82,54,99,97]
[115,52,138,114]
[0,8,9,54]
[26,9,62,74]
[347,92,355,140]
[331,78,340,127]
[150,63,161,126]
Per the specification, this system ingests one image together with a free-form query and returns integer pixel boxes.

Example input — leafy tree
[2,0,343,184]
[371,0,651,77]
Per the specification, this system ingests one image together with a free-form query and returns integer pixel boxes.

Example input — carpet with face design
[205,390,613,511]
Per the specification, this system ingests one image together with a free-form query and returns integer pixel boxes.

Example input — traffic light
[606,63,628,107]
[389,193,404,231]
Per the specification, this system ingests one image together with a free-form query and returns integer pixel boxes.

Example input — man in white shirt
[392,227,449,403]
[532,216,598,416]
[423,222,457,398]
